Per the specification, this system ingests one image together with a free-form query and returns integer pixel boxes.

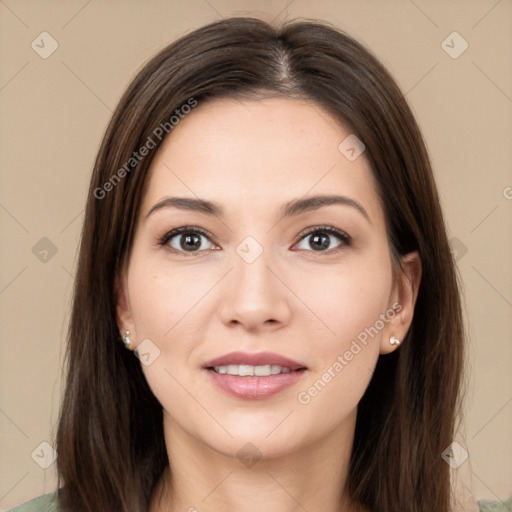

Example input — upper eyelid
[298,225,350,239]
[159,226,212,245]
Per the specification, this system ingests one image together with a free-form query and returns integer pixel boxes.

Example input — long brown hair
[55,16,465,512]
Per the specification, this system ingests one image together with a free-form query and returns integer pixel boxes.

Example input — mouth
[201,351,309,400]
[202,350,308,373]
[206,364,307,376]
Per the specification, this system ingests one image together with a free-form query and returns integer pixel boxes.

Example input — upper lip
[202,351,308,371]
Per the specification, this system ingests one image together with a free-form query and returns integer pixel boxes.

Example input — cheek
[293,254,392,408]
[127,258,211,341]
[293,254,393,348]
[125,255,217,396]
[126,260,210,408]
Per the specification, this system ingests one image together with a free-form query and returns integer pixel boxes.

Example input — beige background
[1,0,511,509]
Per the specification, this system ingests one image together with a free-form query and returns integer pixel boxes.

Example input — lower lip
[204,368,307,400]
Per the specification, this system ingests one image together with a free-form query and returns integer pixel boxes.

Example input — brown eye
[159,227,215,254]
[295,226,351,253]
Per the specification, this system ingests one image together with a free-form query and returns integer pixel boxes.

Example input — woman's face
[116,97,419,459]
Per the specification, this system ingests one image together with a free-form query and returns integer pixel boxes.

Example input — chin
[209,435,300,464]
[199,417,313,460]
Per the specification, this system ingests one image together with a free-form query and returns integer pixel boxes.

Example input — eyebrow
[145,194,371,224]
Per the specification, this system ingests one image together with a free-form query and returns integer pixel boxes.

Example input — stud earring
[389,335,401,346]
[121,330,134,351]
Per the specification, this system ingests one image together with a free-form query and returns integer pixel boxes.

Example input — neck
[149,408,362,512]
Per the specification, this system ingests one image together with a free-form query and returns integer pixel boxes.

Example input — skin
[115,97,422,512]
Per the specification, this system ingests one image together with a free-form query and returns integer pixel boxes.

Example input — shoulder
[478,495,512,511]
[5,492,60,512]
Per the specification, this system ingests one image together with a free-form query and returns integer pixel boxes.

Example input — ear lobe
[380,251,422,354]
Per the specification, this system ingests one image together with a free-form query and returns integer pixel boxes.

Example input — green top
[6,493,59,512]
[6,491,512,511]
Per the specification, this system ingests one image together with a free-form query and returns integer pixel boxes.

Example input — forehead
[141,97,383,225]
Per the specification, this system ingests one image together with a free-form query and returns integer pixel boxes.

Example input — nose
[218,246,292,333]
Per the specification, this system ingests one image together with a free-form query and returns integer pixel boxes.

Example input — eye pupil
[181,234,201,251]
[310,232,330,251]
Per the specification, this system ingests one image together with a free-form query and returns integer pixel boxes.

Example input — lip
[202,351,308,400]
[202,351,308,371]
[205,368,308,400]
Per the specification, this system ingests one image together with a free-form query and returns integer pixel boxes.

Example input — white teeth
[239,365,253,376]
[212,364,293,376]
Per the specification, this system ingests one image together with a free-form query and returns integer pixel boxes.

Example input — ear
[114,271,136,340]
[380,251,422,354]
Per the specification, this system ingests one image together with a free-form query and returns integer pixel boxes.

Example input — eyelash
[158,225,352,257]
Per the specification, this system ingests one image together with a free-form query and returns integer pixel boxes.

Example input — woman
[9,15,505,512]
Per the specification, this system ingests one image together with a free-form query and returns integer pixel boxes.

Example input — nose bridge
[219,234,291,329]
